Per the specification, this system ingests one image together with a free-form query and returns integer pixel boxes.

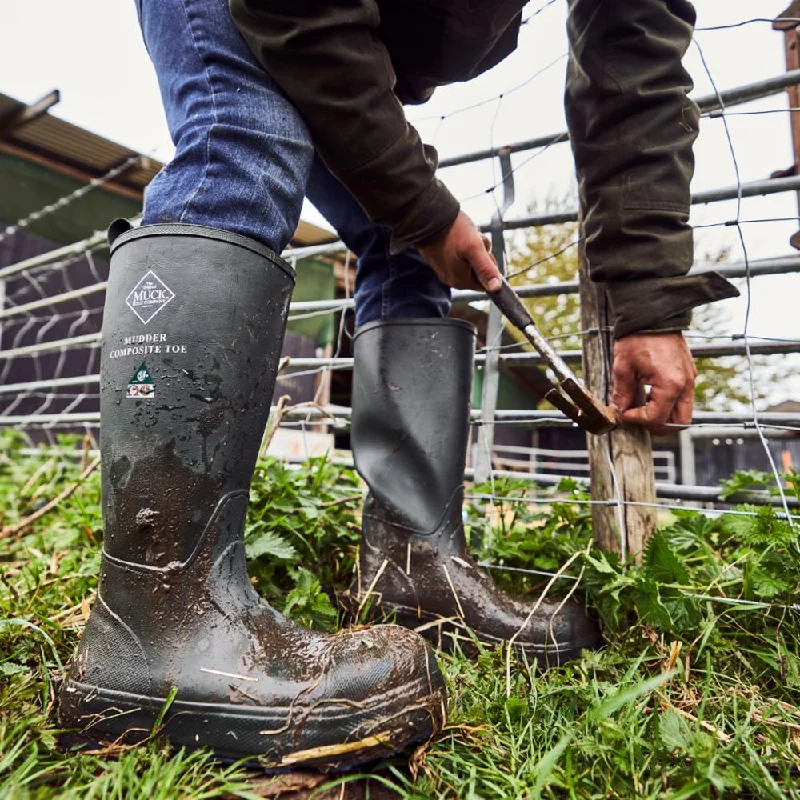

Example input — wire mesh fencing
[0,3,799,596]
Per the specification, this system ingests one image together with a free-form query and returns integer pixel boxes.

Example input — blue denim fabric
[135,0,312,253]
[306,156,451,327]
[135,0,450,324]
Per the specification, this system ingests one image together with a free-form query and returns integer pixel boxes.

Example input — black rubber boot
[59,226,446,770]
[350,319,602,666]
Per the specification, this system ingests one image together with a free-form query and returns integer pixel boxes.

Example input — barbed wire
[457,132,571,206]
[693,217,800,229]
[0,156,141,245]
[520,0,560,27]
[685,333,800,344]
[506,236,582,281]
[410,52,568,125]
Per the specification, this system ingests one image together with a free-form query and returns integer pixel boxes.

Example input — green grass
[2,430,800,798]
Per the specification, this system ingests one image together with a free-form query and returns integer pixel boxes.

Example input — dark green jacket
[230,0,737,336]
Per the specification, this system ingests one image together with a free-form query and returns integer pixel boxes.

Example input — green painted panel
[0,154,142,245]
[286,257,336,347]
[0,153,336,347]
[472,365,540,411]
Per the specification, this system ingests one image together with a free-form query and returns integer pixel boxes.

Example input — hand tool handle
[485,278,621,435]
[489,279,536,332]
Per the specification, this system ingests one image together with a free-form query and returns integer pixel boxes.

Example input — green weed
[1,431,800,798]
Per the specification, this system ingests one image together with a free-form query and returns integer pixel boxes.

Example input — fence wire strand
[0,4,798,614]
[693,36,794,523]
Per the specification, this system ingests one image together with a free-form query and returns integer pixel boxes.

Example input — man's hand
[418,211,503,293]
[612,333,697,436]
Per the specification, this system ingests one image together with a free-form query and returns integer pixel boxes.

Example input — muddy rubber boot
[350,319,602,666]
[58,225,446,769]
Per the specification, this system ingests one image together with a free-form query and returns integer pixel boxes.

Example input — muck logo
[125,270,175,324]
[127,362,155,399]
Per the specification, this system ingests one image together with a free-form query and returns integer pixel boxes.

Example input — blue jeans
[136,0,450,327]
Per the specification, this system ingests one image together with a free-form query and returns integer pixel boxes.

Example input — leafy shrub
[2,430,800,798]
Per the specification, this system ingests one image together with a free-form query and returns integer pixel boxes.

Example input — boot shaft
[100,224,294,566]
[351,318,475,538]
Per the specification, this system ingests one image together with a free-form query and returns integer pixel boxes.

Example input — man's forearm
[565,0,737,337]
[229,0,459,248]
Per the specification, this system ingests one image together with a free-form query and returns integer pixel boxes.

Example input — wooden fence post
[578,238,657,560]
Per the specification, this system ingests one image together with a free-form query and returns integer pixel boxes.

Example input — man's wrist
[616,311,692,338]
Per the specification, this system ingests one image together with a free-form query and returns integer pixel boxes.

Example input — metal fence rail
[438,68,800,168]
[2,252,797,361]
[1,65,799,527]
[0,405,798,430]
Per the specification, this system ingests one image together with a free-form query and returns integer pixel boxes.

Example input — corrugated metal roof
[0,92,160,193]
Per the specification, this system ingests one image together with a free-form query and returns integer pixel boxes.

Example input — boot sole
[59,675,445,771]
[366,602,602,667]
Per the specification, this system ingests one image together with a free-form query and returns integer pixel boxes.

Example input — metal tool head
[553,378,621,435]
[487,279,621,436]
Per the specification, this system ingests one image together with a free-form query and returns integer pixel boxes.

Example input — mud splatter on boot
[59,225,446,769]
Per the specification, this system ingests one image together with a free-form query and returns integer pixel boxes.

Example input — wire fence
[0,3,799,597]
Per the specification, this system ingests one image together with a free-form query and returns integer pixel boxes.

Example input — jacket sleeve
[229,0,460,248]
[564,0,738,338]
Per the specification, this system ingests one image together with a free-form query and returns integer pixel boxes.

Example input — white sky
[1,0,798,397]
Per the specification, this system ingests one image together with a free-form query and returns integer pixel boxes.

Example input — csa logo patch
[127,362,155,399]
